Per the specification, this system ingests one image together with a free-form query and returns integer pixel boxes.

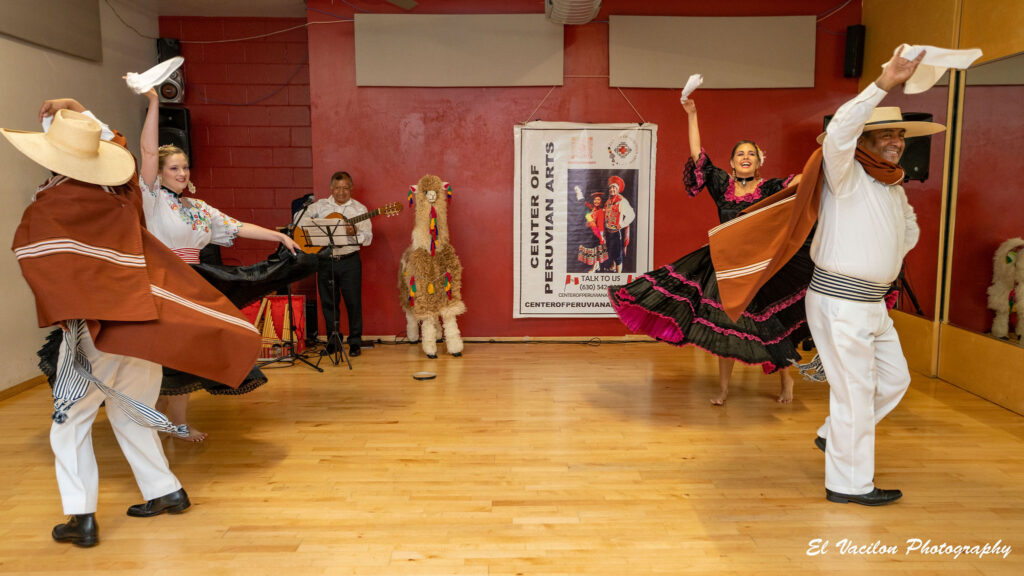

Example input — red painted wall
[949,84,1024,334]
[306,0,864,338]
[163,3,928,339]
[157,17,312,268]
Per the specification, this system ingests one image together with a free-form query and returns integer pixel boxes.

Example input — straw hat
[1,109,134,185]
[816,106,945,144]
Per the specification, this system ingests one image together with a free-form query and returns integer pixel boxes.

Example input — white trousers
[51,329,181,514]
[806,291,911,495]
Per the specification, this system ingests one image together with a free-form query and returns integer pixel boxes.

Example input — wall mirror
[948,52,1024,344]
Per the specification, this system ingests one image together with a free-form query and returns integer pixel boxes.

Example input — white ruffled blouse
[140,176,242,263]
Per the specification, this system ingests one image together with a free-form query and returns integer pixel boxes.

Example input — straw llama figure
[398,174,465,358]
[987,237,1024,341]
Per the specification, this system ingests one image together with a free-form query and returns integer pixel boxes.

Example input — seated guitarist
[295,171,372,357]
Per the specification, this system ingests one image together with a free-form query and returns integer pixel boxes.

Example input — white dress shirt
[297,196,372,257]
[810,83,920,285]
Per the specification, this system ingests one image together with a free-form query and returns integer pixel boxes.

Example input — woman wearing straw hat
[4,98,262,547]
[608,97,809,406]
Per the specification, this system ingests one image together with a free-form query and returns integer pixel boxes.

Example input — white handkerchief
[885,44,983,94]
[124,56,185,94]
[680,74,703,102]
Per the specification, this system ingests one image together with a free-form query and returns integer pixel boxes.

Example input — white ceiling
[158,0,307,18]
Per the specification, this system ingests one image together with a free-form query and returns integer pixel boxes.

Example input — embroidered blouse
[683,148,795,224]
[140,176,241,263]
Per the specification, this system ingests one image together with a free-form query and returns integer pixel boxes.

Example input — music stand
[301,218,356,370]
[258,215,323,372]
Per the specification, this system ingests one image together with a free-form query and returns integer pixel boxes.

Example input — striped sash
[172,247,201,263]
[809,267,890,303]
[53,320,189,438]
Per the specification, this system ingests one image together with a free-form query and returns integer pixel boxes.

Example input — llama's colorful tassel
[429,206,438,256]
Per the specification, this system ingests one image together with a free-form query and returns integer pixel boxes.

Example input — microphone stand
[895,265,923,316]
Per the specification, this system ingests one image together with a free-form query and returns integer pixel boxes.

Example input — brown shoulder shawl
[12,164,260,387]
[708,147,903,321]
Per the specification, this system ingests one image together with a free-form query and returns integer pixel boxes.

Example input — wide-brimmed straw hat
[816,106,945,144]
[1,109,134,185]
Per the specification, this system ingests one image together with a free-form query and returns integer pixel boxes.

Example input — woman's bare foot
[178,426,207,443]
[777,370,794,403]
[713,357,734,406]
[162,394,206,441]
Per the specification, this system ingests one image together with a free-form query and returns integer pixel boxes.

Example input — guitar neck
[344,208,381,225]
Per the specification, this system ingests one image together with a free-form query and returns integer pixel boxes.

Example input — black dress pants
[317,251,362,347]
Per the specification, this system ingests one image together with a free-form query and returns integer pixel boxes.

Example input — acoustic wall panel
[355,14,563,87]
[1,0,102,61]
[609,15,816,89]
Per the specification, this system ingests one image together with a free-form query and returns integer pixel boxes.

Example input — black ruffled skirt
[608,242,813,373]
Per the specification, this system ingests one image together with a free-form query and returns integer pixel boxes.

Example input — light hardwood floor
[1,341,1022,575]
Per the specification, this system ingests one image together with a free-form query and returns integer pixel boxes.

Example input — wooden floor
[1,341,1022,575]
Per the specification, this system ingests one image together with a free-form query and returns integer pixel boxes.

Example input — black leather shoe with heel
[52,513,98,547]
[127,488,191,517]
[826,487,902,506]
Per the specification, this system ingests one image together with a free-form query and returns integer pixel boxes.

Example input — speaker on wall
[156,37,185,104]
[158,106,191,166]
[898,112,934,183]
[844,24,866,78]
[157,37,180,61]
[821,112,934,183]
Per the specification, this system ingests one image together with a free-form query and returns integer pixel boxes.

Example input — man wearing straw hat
[706,47,951,506]
[806,48,946,506]
[3,99,261,546]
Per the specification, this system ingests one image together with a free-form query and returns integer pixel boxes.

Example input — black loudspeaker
[156,37,185,104]
[158,106,192,165]
[844,25,866,78]
[899,112,934,183]
[822,112,934,182]
[157,37,180,61]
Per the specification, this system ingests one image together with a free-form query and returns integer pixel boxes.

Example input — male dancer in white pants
[809,47,945,505]
[5,99,260,546]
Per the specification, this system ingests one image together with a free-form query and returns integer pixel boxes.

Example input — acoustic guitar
[293,201,402,254]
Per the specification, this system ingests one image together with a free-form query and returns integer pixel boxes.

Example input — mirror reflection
[949,53,1024,343]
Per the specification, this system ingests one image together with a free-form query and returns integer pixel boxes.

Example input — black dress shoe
[348,346,361,357]
[52,513,98,547]
[814,436,826,453]
[127,488,191,517]
[826,487,902,506]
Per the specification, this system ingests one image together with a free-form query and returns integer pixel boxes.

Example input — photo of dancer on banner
[567,170,638,274]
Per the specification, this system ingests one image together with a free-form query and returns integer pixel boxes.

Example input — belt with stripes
[809,267,890,303]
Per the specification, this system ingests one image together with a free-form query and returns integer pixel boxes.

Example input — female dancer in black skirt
[40,89,317,441]
[609,97,812,405]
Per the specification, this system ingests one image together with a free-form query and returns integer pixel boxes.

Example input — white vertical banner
[513,122,657,318]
